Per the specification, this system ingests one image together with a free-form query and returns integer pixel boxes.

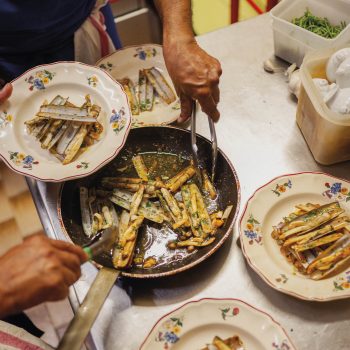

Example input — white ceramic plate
[97,44,180,128]
[240,172,350,301]
[0,62,131,182]
[140,298,295,350]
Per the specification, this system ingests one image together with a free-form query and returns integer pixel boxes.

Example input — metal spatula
[191,101,218,184]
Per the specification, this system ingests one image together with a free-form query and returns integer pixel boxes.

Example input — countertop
[28,14,350,350]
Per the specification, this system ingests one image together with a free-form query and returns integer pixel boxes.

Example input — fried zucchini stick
[202,169,217,199]
[166,165,196,192]
[160,188,182,220]
[132,155,149,181]
[190,184,213,236]
[116,216,144,269]
[130,185,145,218]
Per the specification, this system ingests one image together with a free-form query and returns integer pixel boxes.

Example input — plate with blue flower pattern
[97,44,180,128]
[0,61,131,182]
[240,172,350,301]
[140,298,296,350]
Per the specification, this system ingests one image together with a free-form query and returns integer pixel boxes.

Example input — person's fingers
[51,239,88,263]
[0,83,12,105]
[45,282,69,301]
[177,94,193,123]
[211,85,220,105]
[197,94,220,122]
[55,250,82,278]
[59,266,80,287]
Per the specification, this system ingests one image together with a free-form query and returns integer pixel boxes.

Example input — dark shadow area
[318,162,350,181]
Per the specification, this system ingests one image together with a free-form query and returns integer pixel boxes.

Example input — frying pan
[57,126,240,349]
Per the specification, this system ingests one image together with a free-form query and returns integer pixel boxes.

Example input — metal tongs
[191,100,218,185]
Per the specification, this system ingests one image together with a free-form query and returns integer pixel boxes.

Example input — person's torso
[0,0,96,55]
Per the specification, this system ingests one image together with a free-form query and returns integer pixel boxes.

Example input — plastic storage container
[271,0,350,67]
[297,47,350,165]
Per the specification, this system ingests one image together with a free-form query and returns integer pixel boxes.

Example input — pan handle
[57,267,120,350]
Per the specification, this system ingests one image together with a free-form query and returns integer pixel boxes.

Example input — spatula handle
[57,267,120,350]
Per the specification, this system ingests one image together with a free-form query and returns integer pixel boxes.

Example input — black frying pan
[57,126,240,349]
[58,126,240,277]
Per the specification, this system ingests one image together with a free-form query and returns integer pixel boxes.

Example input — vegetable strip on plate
[25,95,103,164]
[272,201,350,279]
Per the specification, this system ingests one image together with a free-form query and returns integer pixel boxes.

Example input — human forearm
[153,0,222,122]
[154,0,194,46]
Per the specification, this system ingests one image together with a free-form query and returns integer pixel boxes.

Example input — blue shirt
[0,0,96,82]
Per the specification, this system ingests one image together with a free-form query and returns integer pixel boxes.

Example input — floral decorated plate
[0,62,131,182]
[240,172,350,301]
[97,44,180,128]
[140,298,295,350]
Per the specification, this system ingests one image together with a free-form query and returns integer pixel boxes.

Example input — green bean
[292,9,346,39]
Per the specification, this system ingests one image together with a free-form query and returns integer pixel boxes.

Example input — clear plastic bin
[297,47,350,165]
[271,0,350,67]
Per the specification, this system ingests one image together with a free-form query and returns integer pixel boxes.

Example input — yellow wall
[192,0,268,35]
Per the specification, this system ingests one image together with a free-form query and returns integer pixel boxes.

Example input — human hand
[0,83,12,105]
[0,233,87,318]
[163,39,222,123]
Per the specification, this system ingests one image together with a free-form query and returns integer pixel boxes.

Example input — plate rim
[139,297,296,350]
[96,43,164,66]
[239,171,350,302]
[96,43,180,127]
[1,60,132,182]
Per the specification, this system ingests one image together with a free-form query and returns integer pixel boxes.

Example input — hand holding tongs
[191,100,218,185]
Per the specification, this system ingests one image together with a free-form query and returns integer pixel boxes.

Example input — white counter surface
[29,14,350,350]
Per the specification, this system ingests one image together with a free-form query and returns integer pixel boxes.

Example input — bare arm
[154,0,222,122]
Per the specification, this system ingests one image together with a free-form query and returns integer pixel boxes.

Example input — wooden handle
[57,267,120,350]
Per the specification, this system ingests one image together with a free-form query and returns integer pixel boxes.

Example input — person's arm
[0,83,12,104]
[0,234,87,318]
[154,0,222,123]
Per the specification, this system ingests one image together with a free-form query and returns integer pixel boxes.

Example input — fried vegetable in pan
[109,189,166,223]
[272,201,350,279]
[202,169,217,199]
[80,186,94,237]
[25,95,102,164]
[114,216,144,269]
[80,152,233,271]
[166,165,196,192]
[190,183,213,236]
[130,185,145,218]
[132,155,149,181]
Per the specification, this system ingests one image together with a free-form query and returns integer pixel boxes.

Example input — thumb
[177,94,193,124]
[0,83,12,105]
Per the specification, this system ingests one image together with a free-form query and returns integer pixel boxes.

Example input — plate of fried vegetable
[240,172,350,301]
[0,62,131,181]
[140,298,295,350]
[97,44,180,128]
